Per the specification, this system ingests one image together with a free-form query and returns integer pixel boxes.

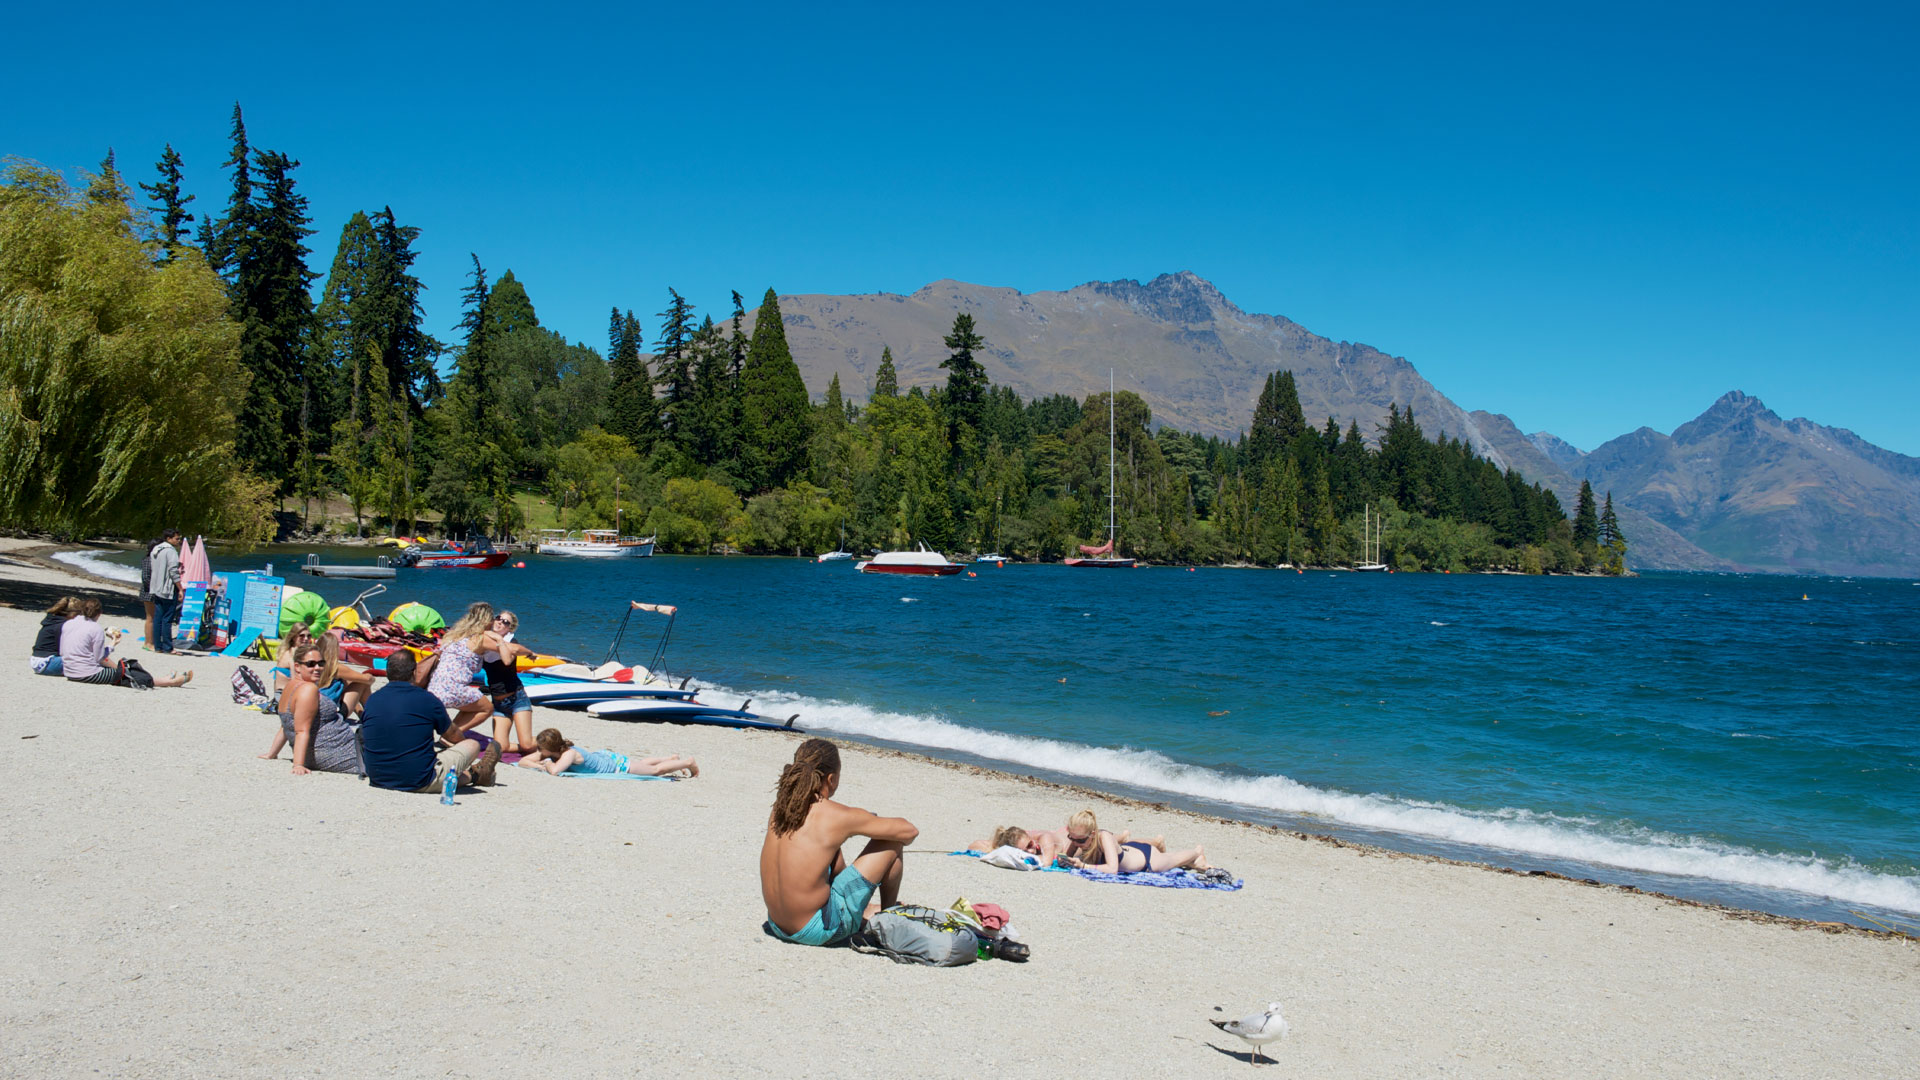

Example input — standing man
[147,528,183,654]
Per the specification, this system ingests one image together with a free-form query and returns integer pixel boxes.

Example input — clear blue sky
[5,2,1915,453]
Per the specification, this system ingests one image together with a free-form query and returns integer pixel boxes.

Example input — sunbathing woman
[1058,808,1208,874]
[518,727,699,777]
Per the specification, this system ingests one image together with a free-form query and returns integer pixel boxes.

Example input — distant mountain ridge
[755,274,1919,577]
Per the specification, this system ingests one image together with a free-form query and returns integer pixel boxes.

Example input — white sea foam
[706,682,1920,915]
[51,549,140,584]
[1430,621,1450,626]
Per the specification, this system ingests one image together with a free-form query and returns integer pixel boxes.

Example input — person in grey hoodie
[148,528,183,653]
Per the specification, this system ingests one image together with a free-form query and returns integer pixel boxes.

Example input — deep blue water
[67,547,1920,926]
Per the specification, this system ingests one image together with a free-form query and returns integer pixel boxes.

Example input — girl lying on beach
[517,728,699,778]
[1056,809,1209,874]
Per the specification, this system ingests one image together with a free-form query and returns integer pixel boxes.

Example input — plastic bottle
[440,769,457,805]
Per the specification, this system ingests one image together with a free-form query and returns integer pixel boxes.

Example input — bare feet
[257,751,280,760]
[681,759,699,778]
[1192,845,1209,871]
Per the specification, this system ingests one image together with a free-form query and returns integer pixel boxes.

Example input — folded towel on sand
[1070,867,1243,890]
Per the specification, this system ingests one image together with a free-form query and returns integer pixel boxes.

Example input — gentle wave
[709,683,1920,915]
[52,549,140,584]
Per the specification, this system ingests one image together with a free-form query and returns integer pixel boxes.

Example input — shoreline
[2,541,1916,1077]
[6,539,1910,937]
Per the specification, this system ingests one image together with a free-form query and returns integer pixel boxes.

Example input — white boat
[975,553,1007,563]
[816,521,853,562]
[1356,504,1388,571]
[855,544,964,576]
[537,529,656,558]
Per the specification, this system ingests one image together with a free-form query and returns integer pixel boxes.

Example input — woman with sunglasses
[263,643,365,777]
[480,610,541,754]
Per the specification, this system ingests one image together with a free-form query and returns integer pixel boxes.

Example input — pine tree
[367,207,439,410]
[606,307,653,448]
[940,312,988,448]
[84,149,130,206]
[1572,479,1599,546]
[455,254,492,418]
[204,104,251,280]
[655,288,697,444]
[873,346,899,398]
[137,144,195,255]
[740,288,811,490]
[225,146,316,481]
[311,211,379,429]
[1246,370,1305,468]
[686,314,732,466]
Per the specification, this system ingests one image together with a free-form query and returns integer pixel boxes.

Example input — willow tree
[0,163,272,540]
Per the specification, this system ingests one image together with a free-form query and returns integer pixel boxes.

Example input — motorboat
[536,529,656,557]
[396,538,511,569]
[975,553,1007,563]
[855,544,964,576]
[816,550,853,563]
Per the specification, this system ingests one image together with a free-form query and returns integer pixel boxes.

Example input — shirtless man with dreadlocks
[759,738,918,947]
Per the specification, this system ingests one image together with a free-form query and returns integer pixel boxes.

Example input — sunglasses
[1066,833,1091,843]
[295,659,325,668]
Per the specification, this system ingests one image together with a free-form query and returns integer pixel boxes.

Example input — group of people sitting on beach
[26,591,695,792]
[252,599,700,790]
[29,595,193,688]
[757,737,1210,949]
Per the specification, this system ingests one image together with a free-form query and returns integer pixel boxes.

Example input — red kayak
[400,549,510,569]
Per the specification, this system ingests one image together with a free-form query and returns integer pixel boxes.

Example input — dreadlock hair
[769,738,841,836]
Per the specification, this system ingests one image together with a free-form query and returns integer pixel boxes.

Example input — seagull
[1211,1002,1288,1065]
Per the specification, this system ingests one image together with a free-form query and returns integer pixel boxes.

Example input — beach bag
[118,658,155,690]
[230,666,272,708]
[979,845,1045,871]
[847,904,979,967]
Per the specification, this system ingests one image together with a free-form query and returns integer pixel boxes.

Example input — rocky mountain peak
[1673,389,1782,444]
[1086,271,1235,325]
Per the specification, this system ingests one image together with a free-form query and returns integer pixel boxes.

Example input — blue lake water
[71,547,1920,927]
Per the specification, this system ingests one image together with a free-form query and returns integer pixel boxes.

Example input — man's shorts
[765,865,878,947]
[411,739,481,793]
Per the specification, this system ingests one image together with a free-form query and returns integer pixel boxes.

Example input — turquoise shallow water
[70,547,1920,925]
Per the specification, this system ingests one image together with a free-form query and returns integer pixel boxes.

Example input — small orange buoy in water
[997,561,1004,568]
[967,571,977,577]
[514,561,526,568]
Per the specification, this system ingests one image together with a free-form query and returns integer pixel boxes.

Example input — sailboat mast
[1108,368,1117,542]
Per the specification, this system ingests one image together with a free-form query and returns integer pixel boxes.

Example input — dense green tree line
[3,112,1626,573]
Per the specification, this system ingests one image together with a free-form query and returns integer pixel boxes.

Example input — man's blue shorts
[765,865,878,946]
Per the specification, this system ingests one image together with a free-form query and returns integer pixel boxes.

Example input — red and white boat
[855,545,964,576]
[398,543,511,569]
[1064,369,1137,569]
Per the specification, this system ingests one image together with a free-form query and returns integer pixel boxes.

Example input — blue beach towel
[553,772,673,781]
[1070,867,1243,891]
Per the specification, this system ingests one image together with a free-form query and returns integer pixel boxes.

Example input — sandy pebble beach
[0,541,1913,1078]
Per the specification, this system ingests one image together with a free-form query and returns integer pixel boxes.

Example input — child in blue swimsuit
[518,728,699,777]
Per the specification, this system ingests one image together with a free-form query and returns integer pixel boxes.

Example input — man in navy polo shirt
[361,651,500,791]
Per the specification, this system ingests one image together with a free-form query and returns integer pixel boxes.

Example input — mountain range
[747,272,1919,577]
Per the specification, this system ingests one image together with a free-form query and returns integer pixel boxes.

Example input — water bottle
[440,769,457,805]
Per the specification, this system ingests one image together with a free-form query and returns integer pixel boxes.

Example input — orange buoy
[967,571,977,577]
[514,561,526,568]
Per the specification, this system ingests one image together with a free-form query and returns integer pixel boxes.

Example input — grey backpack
[848,905,979,966]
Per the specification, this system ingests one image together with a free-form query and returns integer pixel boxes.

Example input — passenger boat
[855,545,964,576]
[536,529,656,558]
